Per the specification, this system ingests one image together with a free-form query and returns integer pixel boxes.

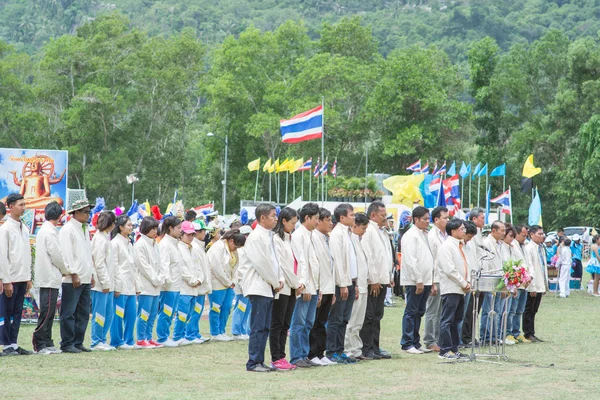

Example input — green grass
[2,280,599,400]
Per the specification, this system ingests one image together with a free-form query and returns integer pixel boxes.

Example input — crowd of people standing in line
[0,193,557,368]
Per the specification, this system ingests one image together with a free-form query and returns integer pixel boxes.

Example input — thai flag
[321,159,329,176]
[314,158,320,178]
[280,105,323,144]
[447,175,460,198]
[332,158,337,177]
[444,176,461,215]
[434,161,447,176]
[421,163,429,174]
[298,158,312,172]
[429,177,441,193]
[193,203,214,216]
[491,188,512,215]
[407,159,421,172]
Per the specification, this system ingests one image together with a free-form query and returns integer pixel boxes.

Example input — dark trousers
[59,283,91,349]
[269,291,296,362]
[32,288,59,351]
[439,293,464,354]
[461,292,483,343]
[308,293,333,359]
[401,285,431,350]
[247,295,273,370]
[0,281,28,346]
[360,286,386,355]
[523,292,543,339]
[326,285,355,356]
[572,259,582,279]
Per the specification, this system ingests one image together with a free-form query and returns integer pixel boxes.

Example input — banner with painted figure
[0,148,68,234]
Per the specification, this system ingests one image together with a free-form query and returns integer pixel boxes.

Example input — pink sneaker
[280,359,297,370]
[136,340,154,348]
[148,340,163,348]
[272,359,296,371]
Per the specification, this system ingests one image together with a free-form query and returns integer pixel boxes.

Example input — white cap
[544,237,553,243]
[573,234,581,241]
[239,225,253,235]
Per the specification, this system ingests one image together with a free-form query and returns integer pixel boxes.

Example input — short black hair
[558,228,564,233]
[464,220,477,235]
[354,212,369,226]
[299,202,320,223]
[255,203,276,221]
[96,211,116,232]
[222,228,247,247]
[184,210,197,222]
[334,203,353,222]
[44,201,63,221]
[319,207,331,220]
[140,216,159,235]
[6,193,24,207]
[431,206,448,222]
[514,224,528,235]
[446,219,464,236]
[162,216,182,235]
[469,207,485,221]
[0,202,5,217]
[564,238,572,246]
[412,206,429,222]
[111,215,131,240]
[529,225,543,235]
[366,201,385,219]
[491,221,504,231]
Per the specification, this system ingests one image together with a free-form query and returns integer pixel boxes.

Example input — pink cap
[181,221,195,234]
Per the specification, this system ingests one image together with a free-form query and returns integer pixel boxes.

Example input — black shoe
[365,352,382,360]
[356,354,373,361]
[527,335,543,343]
[292,359,312,368]
[14,346,32,355]
[375,348,392,359]
[62,346,82,354]
[454,351,470,359]
[75,345,92,353]
[247,364,272,372]
[2,347,19,356]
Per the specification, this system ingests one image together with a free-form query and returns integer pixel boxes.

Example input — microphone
[477,244,493,253]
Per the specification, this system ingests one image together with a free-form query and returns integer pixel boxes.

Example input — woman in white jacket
[191,221,212,342]
[207,229,246,341]
[135,216,163,348]
[156,216,184,347]
[173,221,205,345]
[110,216,140,350]
[90,211,117,351]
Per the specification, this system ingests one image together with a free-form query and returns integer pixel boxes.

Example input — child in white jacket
[559,239,572,298]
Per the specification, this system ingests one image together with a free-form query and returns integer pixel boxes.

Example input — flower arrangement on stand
[496,259,532,294]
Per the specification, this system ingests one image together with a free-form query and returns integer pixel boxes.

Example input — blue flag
[127,200,139,217]
[490,163,506,177]
[478,163,488,177]
[485,185,491,224]
[447,162,456,177]
[528,188,542,226]
[459,162,471,178]
[436,183,447,207]
[472,163,481,180]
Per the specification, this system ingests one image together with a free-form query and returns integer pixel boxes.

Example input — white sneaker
[92,343,113,351]
[503,338,516,346]
[310,356,325,366]
[117,344,135,350]
[133,344,142,350]
[221,334,233,342]
[37,347,53,355]
[232,335,244,341]
[241,334,250,340]
[159,339,179,348]
[193,338,206,344]
[403,346,424,354]
[47,346,62,354]
[179,339,194,346]
[418,346,433,353]
[320,356,336,365]
[213,334,232,342]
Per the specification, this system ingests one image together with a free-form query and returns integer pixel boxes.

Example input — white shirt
[112,234,140,295]
[192,238,212,295]
[523,241,548,293]
[400,225,434,286]
[274,233,300,297]
[362,221,394,285]
[178,241,205,296]
[59,218,94,284]
[352,233,369,294]
[241,224,282,298]
[482,235,504,274]
[310,230,336,295]
[207,239,236,291]
[347,229,358,280]
[0,216,32,283]
[291,224,319,294]
[134,234,163,296]
[330,224,353,287]
[428,225,447,283]
[91,231,117,292]
[437,236,470,295]
[158,234,183,292]
[34,221,67,289]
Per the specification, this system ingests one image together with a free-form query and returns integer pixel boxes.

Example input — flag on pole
[491,188,512,215]
[522,154,541,193]
[298,158,312,171]
[528,187,542,226]
[431,162,439,176]
[291,158,304,173]
[447,162,456,177]
[490,163,506,177]
[421,163,430,174]
[193,203,214,216]
[443,176,461,215]
[247,158,260,172]
[126,174,139,184]
[314,157,320,178]
[277,158,289,173]
[274,159,280,173]
[429,178,441,193]
[434,161,447,176]
[472,163,481,180]
[436,181,447,207]
[459,162,471,178]
[321,158,329,176]
[478,163,488,176]
[407,159,421,172]
[332,158,338,177]
[263,158,272,172]
[280,105,323,144]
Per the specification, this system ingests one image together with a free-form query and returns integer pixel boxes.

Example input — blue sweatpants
[209,288,235,336]
[110,294,137,347]
[137,294,159,341]
[173,295,204,341]
[156,291,180,342]
[231,294,251,336]
[91,291,114,347]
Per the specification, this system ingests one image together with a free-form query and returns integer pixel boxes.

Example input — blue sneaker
[328,353,347,364]
[340,353,357,364]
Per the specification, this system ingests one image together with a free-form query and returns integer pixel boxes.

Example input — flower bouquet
[496,259,532,294]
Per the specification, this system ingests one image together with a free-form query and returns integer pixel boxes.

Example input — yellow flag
[291,158,304,173]
[270,159,278,173]
[263,158,272,172]
[383,174,425,207]
[284,158,295,172]
[247,158,260,172]
[277,158,289,173]
[522,154,541,178]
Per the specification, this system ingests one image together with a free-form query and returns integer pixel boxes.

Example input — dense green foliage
[2,1,600,227]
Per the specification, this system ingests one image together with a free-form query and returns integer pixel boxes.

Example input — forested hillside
[2,1,600,227]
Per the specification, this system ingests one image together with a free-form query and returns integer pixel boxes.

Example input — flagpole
[460,175,464,211]
[469,168,472,208]
[269,172,272,202]
[321,96,325,206]
[277,172,280,204]
[302,170,304,200]
[254,169,259,202]
[477,173,481,208]
[364,146,368,208]
[293,170,296,200]
[485,170,488,209]
[309,170,312,201]
[285,171,289,204]
[509,186,513,224]
[503,167,506,194]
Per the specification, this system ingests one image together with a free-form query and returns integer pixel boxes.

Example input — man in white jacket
[522,225,548,342]
[59,198,95,353]
[423,206,449,352]
[359,201,393,360]
[242,204,283,372]
[289,202,321,367]
[32,202,68,355]
[437,219,471,360]
[400,206,434,354]
[326,204,357,364]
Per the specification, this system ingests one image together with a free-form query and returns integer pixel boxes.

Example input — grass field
[1,279,599,400]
